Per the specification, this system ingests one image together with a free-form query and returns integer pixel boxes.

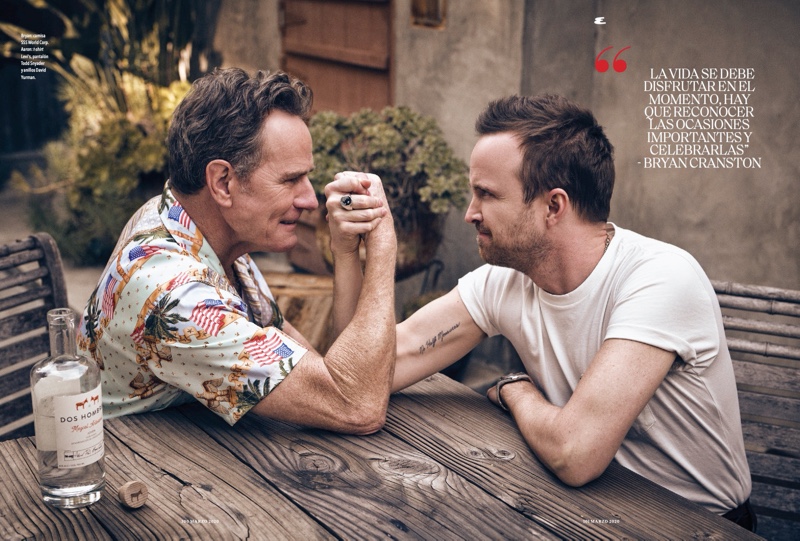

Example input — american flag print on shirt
[128,245,161,262]
[167,271,196,291]
[131,323,145,344]
[168,203,192,229]
[76,184,306,426]
[102,274,119,316]
[244,331,295,367]
[191,299,228,336]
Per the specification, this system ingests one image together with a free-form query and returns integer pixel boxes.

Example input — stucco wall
[590,0,799,290]
[213,0,282,72]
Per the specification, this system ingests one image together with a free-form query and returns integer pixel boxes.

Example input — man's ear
[546,188,569,223]
[206,159,235,207]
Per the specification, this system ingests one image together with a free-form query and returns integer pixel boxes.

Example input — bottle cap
[118,480,148,508]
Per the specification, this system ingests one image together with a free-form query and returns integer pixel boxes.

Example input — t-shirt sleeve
[604,251,721,368]
[143,280,307,425]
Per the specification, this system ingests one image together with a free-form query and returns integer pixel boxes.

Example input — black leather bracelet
[494,372,532,411]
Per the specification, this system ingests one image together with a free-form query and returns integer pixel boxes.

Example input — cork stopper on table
[118,480,148,508]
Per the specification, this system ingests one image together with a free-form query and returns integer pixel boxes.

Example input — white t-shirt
[458,224,751,514]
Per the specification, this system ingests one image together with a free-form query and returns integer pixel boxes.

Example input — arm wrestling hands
[251,172,397,435]
[324,172,393,337]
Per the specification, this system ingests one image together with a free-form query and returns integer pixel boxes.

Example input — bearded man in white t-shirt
[337,94,755,530]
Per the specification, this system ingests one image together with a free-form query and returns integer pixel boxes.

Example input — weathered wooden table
[0,374,761,540]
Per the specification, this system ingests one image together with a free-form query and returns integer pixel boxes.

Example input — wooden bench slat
[0,416,34,440]
[0,357,36,398]
[723,314,800,339]
[742,421,800,457]
[754,515,800,541]
[738,390,800,429]
[0,393,33,426]
[0,237,37,256]
[750,480,800,517]
[727,336,800,361]
[0,246,44,271]
[0,265,50,292]
[746,451,800,488]
[1,234,68,441]
[749,473,800,541]
[717,280,800,536]
[0,306,50,339]
[0,285,54,312]
[712,279,800,304]
[0,334,48,368]
[733,359,800,395]
[717,293,800,318]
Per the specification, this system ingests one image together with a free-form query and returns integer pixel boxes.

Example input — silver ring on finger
[340,194,354,211]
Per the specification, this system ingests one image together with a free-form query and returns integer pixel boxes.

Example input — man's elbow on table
[248,355,391,435]
[329,385,390,435]
[543,444,611,487]
[551,462,606,488]
[340,407,387,436]
[250,389,388,434]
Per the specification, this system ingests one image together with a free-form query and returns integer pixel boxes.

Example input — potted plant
[306,106,469,280]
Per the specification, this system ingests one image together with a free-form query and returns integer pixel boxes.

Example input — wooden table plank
[0,373,764,540]
[187,404,558,540]
[385,374,762,540]
[0,437,112,541]
[100,407,335,541]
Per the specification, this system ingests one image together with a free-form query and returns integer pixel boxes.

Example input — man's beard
[476,223,551,274]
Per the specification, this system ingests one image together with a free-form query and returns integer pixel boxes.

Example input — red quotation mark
[595,46,631,72]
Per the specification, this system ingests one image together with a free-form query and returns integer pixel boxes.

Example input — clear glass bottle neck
[47,308,77,358]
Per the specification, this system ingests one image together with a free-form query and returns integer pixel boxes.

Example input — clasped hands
[325,171,395,256]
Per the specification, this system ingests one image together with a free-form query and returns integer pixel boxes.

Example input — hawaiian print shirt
[77,184,307,425]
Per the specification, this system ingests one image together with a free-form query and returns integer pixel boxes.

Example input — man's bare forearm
[332,248,363,337]
[323,224,397,428]
[393,288,486,392]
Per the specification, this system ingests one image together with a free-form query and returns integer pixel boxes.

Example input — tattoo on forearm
[418,322,460,355]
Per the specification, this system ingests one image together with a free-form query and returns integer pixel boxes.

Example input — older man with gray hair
[79,68,397,435]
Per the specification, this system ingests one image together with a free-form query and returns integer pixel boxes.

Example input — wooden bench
[0,233,68,441]
[712,280,800,540]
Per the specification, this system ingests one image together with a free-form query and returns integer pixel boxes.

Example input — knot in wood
[493,449,516,460]
[299,452,339,473]
[467,447,516,461]
[297,452,349,489]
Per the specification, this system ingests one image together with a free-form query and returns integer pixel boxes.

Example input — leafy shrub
[3,0,196,265]
[309,106,469,236]
[13,75,189,264]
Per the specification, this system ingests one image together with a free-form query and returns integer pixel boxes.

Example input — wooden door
[280,0,392,115]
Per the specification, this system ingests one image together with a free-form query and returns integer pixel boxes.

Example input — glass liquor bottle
[30,307,105,508]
